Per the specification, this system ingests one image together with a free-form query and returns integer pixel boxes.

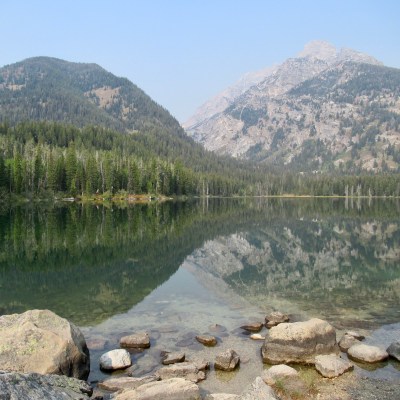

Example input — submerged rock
[209,324,227,333]
[192,357,211,371]
[0,371,92,400]
[114,377,201,400]
[240,322,263,333]
[0,309,90,380]
[348,344,389,363]
[196,335,217,346]
[214,349,240,371]
[176,333,203,349]
[99,349,132,370]
[250,334,265,340]
[86,337,107,351]
[120,332,150,349]
[265,312,289,328]
[315,354,353,378]
[162,351,186,365]
[262,318,338,364]
[345,331,365,341]
[387,341,400,361]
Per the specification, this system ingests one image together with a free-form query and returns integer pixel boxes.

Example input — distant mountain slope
[183,64,278,131]
[185,41,400,173]
[0,56,184,137]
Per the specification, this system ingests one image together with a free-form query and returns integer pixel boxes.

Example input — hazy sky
[1,0,399,122]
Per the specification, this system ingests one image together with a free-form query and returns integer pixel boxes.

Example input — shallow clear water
[0,198,399,394]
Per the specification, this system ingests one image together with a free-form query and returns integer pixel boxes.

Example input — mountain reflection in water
[0,198,399,330]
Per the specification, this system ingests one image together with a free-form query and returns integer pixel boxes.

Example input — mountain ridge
[185,41,400,173]
[0,56,187,138]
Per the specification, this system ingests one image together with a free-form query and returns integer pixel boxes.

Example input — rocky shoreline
[0,309,399,399]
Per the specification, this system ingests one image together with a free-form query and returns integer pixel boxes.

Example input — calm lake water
[0,198,399,393]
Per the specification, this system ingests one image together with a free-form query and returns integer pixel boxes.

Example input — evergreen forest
[0,121,399,199]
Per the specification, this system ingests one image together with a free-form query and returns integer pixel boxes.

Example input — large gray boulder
[0,310,90,380]
[261,318,338,364]
[114,377,201,400]
[0,371,92,400]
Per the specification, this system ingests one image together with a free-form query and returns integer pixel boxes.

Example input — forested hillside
[0,120,399,199]
[0,56,181,133]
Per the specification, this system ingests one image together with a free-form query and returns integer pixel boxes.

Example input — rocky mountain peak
[296,40,383,66]
[184,41,383,130]
[185,41,400,173]
[297,40,337,62]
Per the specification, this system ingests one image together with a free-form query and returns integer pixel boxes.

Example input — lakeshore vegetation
[0,121,399,200]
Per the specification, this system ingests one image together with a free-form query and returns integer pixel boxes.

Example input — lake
[0,198,399,394]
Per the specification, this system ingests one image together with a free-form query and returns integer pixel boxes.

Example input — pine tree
[85,154,98,194]
[12,150,24,194]
[127,159,140,194]
[104,153,114,193]
[0,153,7,189]
[33,146,44,193]
[65,143,78,196]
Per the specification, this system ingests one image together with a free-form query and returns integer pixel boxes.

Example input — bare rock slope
[185,41,400,173]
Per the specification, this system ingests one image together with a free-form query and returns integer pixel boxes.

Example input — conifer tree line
[0,121,399,198]
[0,121,248,197]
